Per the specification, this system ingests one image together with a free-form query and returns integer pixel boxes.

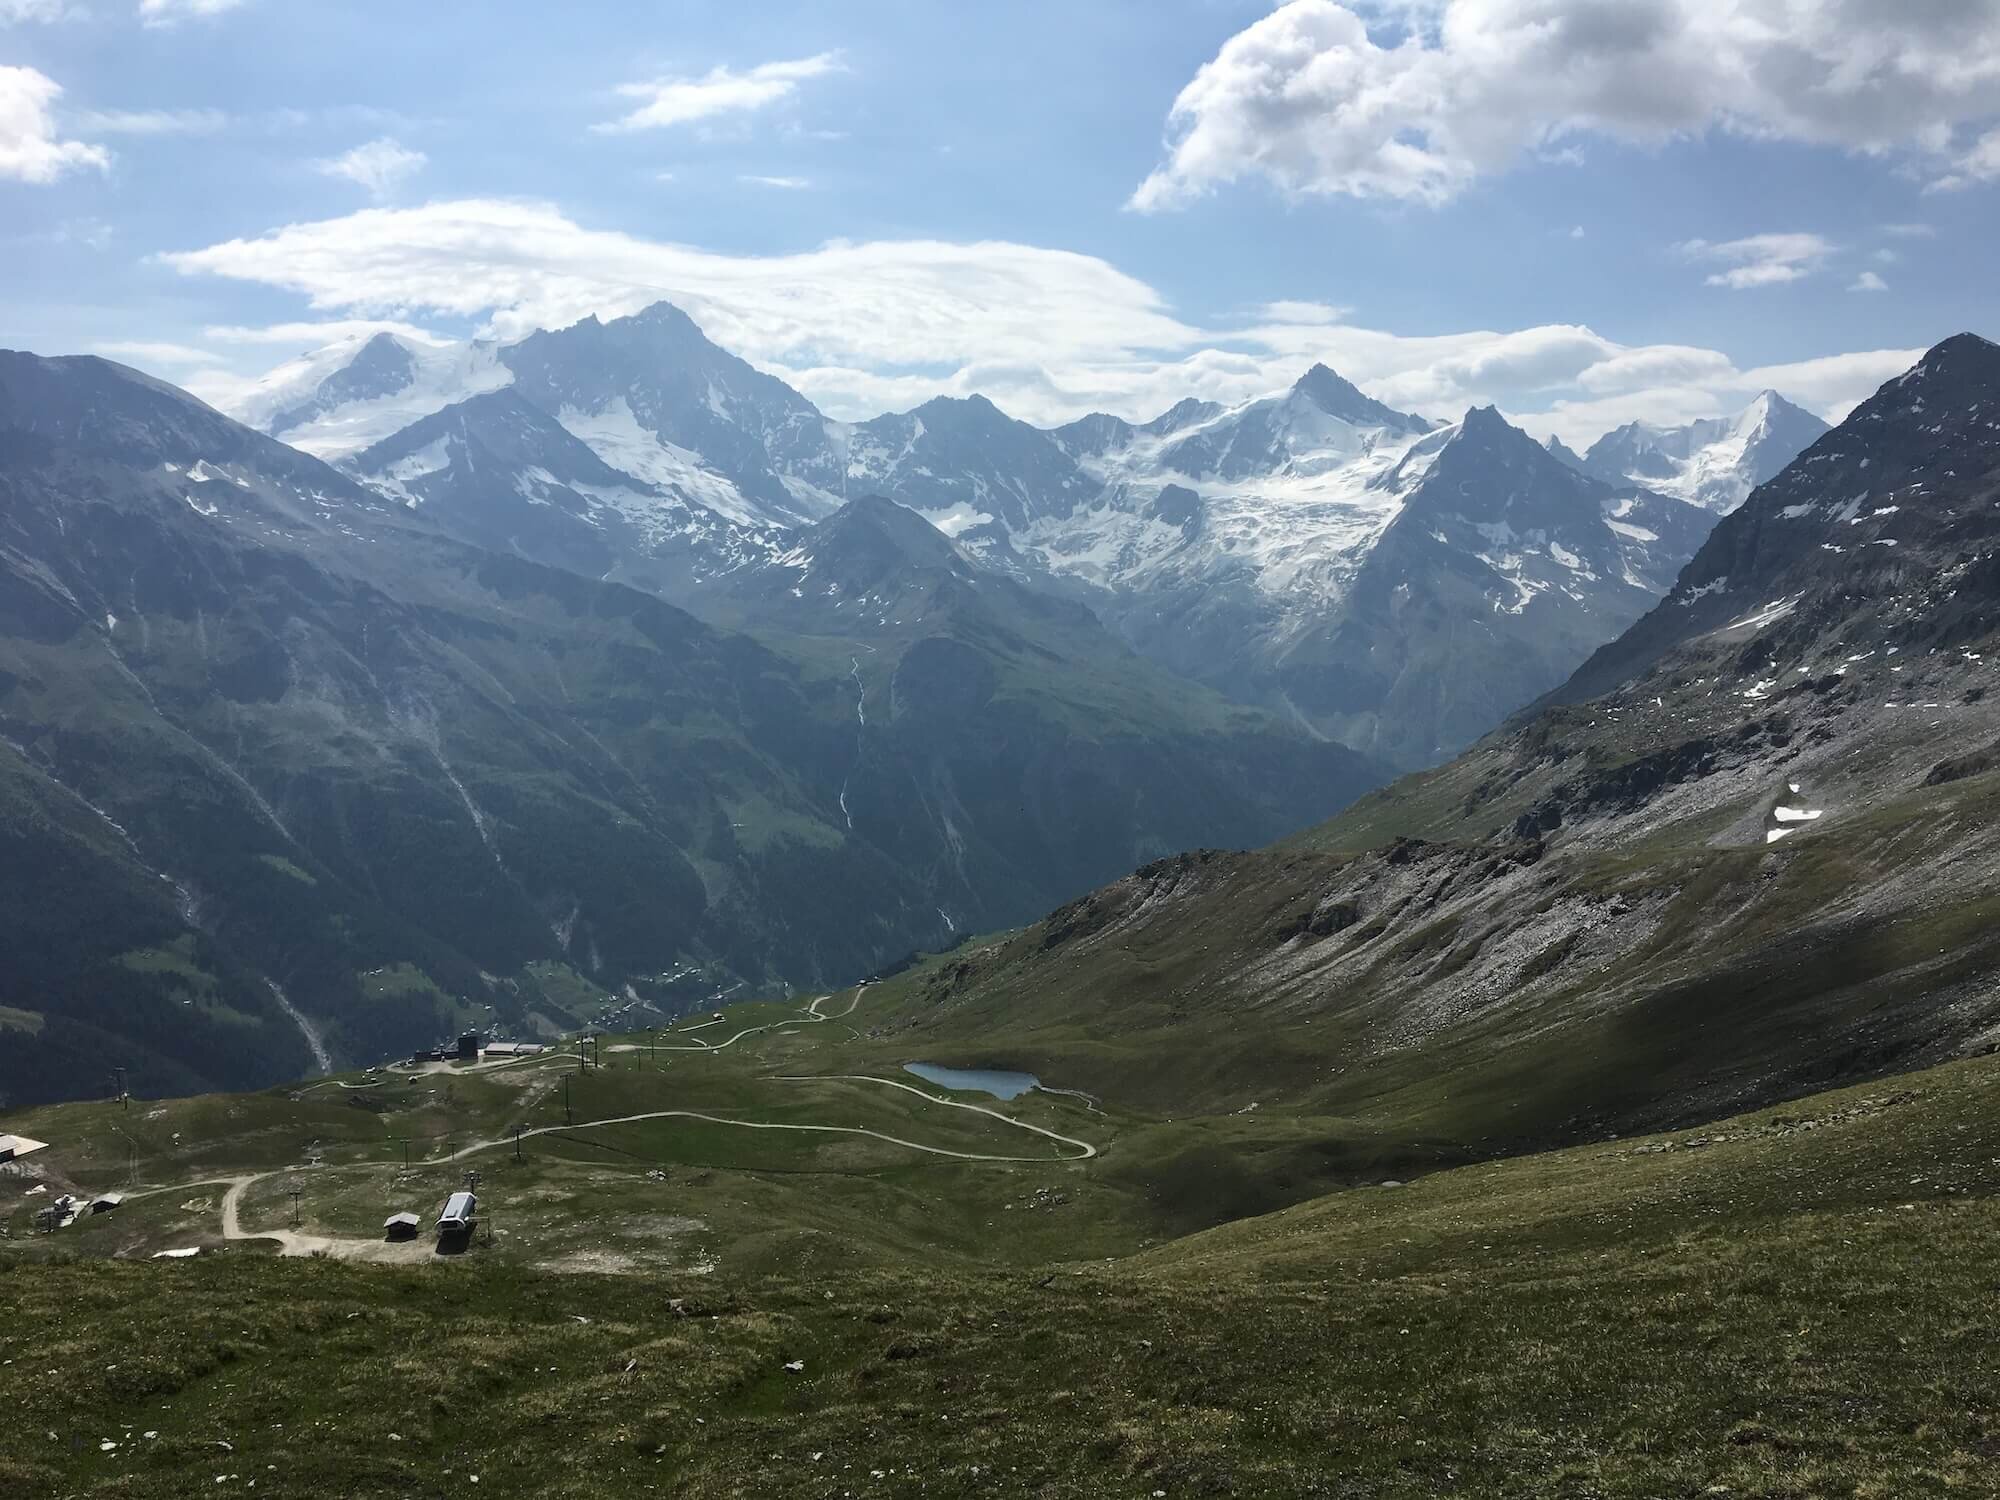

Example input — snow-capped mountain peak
[235,332,512,462]
[1580,389,1829,513]
[1145,365,1433,488]
[1290,362,1434,435]
[227,301,853,533]
[491,302,846,529]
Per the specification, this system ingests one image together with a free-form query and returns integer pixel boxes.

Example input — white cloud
[139,0,249,24]
[158,199,1201,407]
[1881,222,1935,238]
[71,107,227,134]
[739,173,811,189]
[313,137,426,198]
[1259,299,1348,324]
[1928,127,2000,192]
[597,52,843,133]
[1848,270,1889,293]
[0,65,108,182]
[177,366,267,409]
[159,195,1920,442]
[202,318,453,347]
[89,339,216,365]
[1131,0,2000,209]
[1679,233,1834,290]
[1370,324,1618,408]
[1574,345,1737,395]
[1,0,78,21]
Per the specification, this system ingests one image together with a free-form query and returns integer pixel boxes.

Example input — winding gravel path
[606,987,867,1056]
[772,1074,1099,1160]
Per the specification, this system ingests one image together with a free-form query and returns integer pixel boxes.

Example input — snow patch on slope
[556,398,765,528]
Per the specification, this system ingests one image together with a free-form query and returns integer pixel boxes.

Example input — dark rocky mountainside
[0,354,1385,1106]
[700,492,1392,935]
[1554,333,2000,706]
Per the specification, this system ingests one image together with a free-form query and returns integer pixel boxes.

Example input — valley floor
[4,986,2000,1495]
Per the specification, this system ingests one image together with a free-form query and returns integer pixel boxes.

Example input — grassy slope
[843,616,2000,1217]
[5,1045,2000,1497]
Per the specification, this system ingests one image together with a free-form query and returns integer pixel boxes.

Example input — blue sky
[3,0,1997,444]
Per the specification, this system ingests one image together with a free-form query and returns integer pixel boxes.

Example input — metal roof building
[0,1134,49,1162]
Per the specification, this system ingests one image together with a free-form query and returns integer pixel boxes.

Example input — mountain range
[0,303,1847,1105]
[246,305,1822,768]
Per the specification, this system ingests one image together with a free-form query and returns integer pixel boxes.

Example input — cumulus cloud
[313,137,426,197]
[0,65,108,182]
[1679,233,1834,290]
[1848,270,1889,292]
[1131,0,2000,209]
[597,52,843,133]
[159,195,1918,440]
